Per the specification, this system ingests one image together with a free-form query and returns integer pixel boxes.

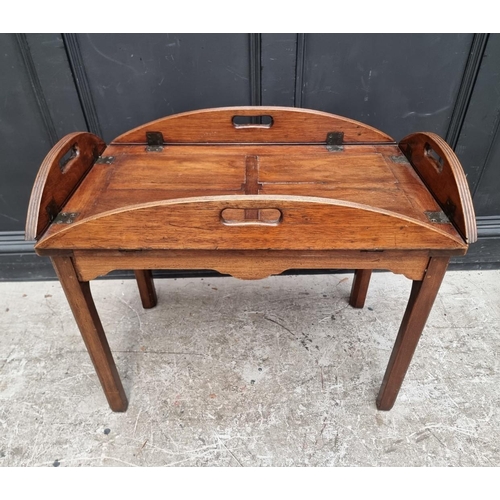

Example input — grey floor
[1,270,499,466]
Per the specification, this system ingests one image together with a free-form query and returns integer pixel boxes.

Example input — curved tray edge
[36,195,466,253]
[25,132,106,241]
[111,106,395,145]
[400,132,477,244]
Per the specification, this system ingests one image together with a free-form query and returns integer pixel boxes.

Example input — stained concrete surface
[0,270,499,466]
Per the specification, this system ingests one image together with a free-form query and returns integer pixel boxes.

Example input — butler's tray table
[26,106,476,412]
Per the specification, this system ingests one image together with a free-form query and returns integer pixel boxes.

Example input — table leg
[134,270,157,309]
[51,256,128,412]
[376,256,449,410]
[349,269,372,308]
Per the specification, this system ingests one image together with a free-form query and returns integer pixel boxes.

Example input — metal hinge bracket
[425,211,450,224]
[390,155,410,164]
[146,131,164,152]
[53,212,79,225]
[326,132,344,152]
[46,199,59,223]
[95,156,114,165]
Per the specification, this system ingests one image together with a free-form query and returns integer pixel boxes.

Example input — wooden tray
[26,106,476,411]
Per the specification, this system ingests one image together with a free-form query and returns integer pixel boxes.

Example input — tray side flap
[111,106,395,145]
[400,132,477,244]
[36,195,466,252]
[25,132,106,241]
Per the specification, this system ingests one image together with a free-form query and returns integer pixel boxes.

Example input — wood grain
[36,195,466,252]
[134,270,157,309]
[399,132,477,244]
[349,269,372,308]
[25,106,477,411]
[49,143,461,240]
[25,132,105,240]
[376,256,449,410]
[71,249,432,282]
[51,256,128,411]
[112,106,395,144]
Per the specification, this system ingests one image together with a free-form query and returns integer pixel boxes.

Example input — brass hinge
[390,155,410,164]
[326,132,344,152]
[53,212,79,225]
[425,211,450,224]
[46,199,79,225]
[95,156,114,165]
[146,131,164,152]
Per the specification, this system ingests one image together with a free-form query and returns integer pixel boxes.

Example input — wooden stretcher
[26,106,476,412]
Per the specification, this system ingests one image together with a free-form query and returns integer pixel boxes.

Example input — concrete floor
[1,270,499,466]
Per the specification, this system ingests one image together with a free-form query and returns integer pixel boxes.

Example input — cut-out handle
[399,131,477,244]
[221,207,282,226]
[424,143,444,173]
[25,132,106,241]
[59,144,79,172]
[232,115,274,129]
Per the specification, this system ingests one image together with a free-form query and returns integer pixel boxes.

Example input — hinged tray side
[25,132,106,241]
[110,106,395,145]
[399,132,477,244]
[35,195,466,253]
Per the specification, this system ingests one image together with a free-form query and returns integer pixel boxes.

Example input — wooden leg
[376,257,449,411]
[134,270,157,309]
[51,256,128,412]
[349,269,372,308]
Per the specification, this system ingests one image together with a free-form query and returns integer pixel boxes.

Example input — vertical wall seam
[249,33,262,107]
[471,109,500,199]
[15,34,58,145]
[294,34,306,108]
[446,33,489,149]
[62,33,102,138]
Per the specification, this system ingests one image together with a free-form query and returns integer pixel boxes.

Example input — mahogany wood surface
[134,270,157,309]
[51,256,128,411]
[25,132,105,241]
[376,256,449,410]
[112,106,395,144]
[71,249,433,282]
[26,106,477,411]
[400,132,477,244]
[39,144,457,225]
[349,269,372,308]
[36,195,466,253]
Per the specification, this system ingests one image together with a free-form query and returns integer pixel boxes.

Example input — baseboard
[476,215,500,238]
[0,231,35,253]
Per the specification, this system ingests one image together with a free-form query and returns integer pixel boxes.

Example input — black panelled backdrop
[1,34,499,280]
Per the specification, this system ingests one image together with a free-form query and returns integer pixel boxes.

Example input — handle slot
[232,115,274,129]
[424,143,444,173]
[59,144,79,172]
[221,207,282,226]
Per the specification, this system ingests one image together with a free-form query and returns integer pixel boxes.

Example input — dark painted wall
[1,33,499,279]
[73,34,254,142]
[301,34,473,140]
